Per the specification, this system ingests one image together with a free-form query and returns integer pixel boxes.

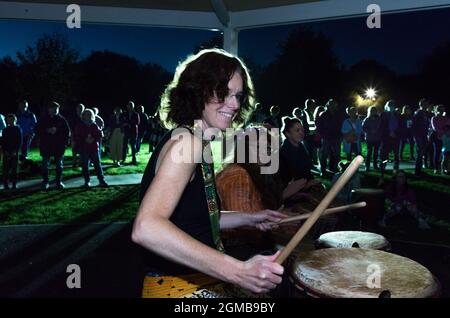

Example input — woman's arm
[132,132,283,293]
[220,210,286,231]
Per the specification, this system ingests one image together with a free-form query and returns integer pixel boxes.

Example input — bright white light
[365,88,376,99]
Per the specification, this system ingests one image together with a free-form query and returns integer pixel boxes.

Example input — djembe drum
[290,248,440,298]
[315,231,391,250]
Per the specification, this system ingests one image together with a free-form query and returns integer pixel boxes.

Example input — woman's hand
[248,210,288,231]
[231,251,284,294]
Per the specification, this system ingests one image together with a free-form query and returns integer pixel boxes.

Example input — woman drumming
[132,49,286,298]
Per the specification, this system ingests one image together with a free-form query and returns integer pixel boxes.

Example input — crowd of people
[0,100,166,190]
[248,98,450,176]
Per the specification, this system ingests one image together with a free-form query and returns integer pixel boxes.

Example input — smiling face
[201,71,243,131]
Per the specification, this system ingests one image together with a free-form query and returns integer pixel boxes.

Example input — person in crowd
[412,98,431,176]
[292,106,310,137]
[245,102,267,127]
[132,49,287,298]
[2,114,22,190]
[71,103,85,167]
[399,105,415,161]
[341,106,363,161]
[122,101,140,165]
[0,113,5,135]
[316,99,342,175]
[136,105,149,153]
[378,170,430,230]
[216,126,297,262]
[424,102,436,169]
[74,109,108,188]
[92,107,105,160]
[362,106,382,171]
[279,116,322,191]
[302,98,319,166]
[264,105,282,129]
[440,125,450,174]
[147,112,166,153]
[379,100,401,171]
[16,100,37,162]
[108,107,125,166]
[36,101,71,190]
[431,104,450,174]
[310,105,325,166]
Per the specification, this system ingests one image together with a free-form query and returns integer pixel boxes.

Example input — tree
[256,26,342,114]
[77,50,171,116]
[418,41,450,105]
[16,33,79,113]
[0,57,19,113]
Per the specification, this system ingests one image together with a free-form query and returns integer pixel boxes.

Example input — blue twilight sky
[0,19,220,72]
[1,6,450,74]
[239,6,450,75]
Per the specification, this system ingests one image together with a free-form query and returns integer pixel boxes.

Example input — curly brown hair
[159,48,255,129]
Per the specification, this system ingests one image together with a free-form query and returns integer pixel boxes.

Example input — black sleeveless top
[139,129,218,275]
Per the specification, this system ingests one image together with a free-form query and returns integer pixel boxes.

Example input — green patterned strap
[200,139,225,252]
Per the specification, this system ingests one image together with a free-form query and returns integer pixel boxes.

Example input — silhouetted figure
[16,100,37,162]
[412,99,431,175]
[399,105,415,161]
[362,106,382,171]
[431,105,450,174]
[316,99,342,175]
[74,108,108,188]
[36,101,71,190]
[341,106,363,161]
[71,103,85,167]
[380,100,401,171]
[122,101,140,165]
[93,107,105,160]
[264,105,282,129]
[2,114,22,190]
[136,105,149,153]
[107,107,125,166]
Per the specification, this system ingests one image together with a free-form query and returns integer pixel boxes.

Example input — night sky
[240,7,450,75]
[0,19,220,72]
[1,6,450,74]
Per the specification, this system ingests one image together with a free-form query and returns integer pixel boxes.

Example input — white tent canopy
[1,0,450,55]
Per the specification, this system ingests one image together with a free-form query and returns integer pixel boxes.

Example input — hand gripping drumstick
[275,155,364,264]
[272,201,366,226]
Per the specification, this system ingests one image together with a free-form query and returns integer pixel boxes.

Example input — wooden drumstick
[275,155,364,264]
[272,201,366,225]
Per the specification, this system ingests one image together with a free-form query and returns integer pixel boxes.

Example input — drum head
[317,231,390,250]
[292,248,439,298]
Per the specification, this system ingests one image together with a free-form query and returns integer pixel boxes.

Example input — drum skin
[316,231,391,250]
[291,248,440,298]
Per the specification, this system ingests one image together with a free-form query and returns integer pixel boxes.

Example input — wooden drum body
[290,248,440,298]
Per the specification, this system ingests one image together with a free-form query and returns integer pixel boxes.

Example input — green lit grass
[18,145,152,180]
[0,185,139,225]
